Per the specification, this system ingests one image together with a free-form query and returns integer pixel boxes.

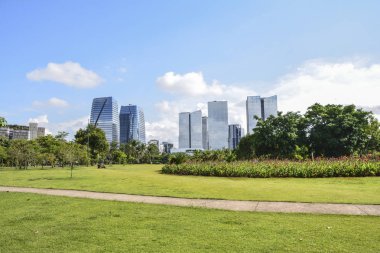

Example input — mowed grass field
[0,164,379,204]
[1,192,379,253]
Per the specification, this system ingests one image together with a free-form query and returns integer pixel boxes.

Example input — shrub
[161,158,380,178]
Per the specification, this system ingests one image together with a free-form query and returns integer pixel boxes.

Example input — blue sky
[1,0,380,145]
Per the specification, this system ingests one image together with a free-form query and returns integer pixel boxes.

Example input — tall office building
[29,122,38,140]
[202,116,209,150]
[178,112,191,148]
[119,105,146,144]
[37,127,45,137]
[228,124,242,149]
[190,110,202,149]
[178,110,203,149]
[208,101,228,150]
[90,97,120,144]
[246,95,277,134]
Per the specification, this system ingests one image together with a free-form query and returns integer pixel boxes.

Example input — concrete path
[1,186,379,216]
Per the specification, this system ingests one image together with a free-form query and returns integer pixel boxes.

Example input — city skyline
[1,1,380,147]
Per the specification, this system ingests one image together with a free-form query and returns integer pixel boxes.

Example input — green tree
[236,134,255,160]
[0,117,7,127]
[0,137,10,166]
[304,104,378,157]
[143,143,160,163]
[75,125,109,164]
[107,141,127,164]
[7,139,37,169]
[0,145,7,166]
[36,135,61,167]
[61,142,86,177]
[55,131,69,141]
[250,112,306,159]
[121,140,146,163]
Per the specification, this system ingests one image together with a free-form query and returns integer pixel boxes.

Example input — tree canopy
[237,103,380,159]
[74,124,109,163]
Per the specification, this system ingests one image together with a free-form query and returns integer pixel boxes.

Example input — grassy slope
[1,192,379,253]
[0,165,379,204]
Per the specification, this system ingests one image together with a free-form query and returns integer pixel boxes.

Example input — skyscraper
[246,95,277,134]
[202,116,209,150]
[29,122,38,140]
[178,112,190,149]
[178,110,203,149]
[119,105,146,144]
[208,101,228,150]
[228,124,242,149]
[190,110,202,149]
[90,97,120,144]
[262,96,278,120]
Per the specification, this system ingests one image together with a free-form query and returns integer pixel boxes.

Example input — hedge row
[161,160,380,178]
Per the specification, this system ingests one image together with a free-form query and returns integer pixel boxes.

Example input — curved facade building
[90,97,120,144]
[119,105,146,144]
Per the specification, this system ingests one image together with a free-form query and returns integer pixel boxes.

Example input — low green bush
[161,159,380,178]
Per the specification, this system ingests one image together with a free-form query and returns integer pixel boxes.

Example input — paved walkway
[1,186,379,216]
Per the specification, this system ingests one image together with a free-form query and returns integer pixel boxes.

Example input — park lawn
[1,192,379,253]
[0,164,379,204]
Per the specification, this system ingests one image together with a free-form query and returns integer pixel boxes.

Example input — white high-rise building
[246,95,277,134]
[208,101,228,150]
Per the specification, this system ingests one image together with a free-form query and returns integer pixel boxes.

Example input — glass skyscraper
[119,105,146,144]
[246,95,277,134]
[202,116,209,150]
[228,124,242,149]
[178,112,190,148]
[208,101,228,150]
[178,110,203,149]
[90,97,120,144]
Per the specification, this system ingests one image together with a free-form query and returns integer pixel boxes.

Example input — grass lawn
[1,192,379,253]
[0,164,379,204]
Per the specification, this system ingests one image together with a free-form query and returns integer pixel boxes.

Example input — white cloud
[29,114,49,124]
[157,72,224,96]
[27,114,89,139]
[27,61,103,88]
[50,116,89,137]
[32,97,69,108]
[271,60,380,113]
[145,118,178,144]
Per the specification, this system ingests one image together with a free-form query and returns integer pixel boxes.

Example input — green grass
[0,165,379,204]
[1,192,379,253]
